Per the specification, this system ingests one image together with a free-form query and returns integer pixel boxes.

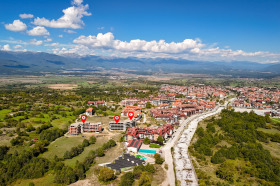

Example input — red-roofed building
[126,139,142,153]
[125,124,174,142]
[87,100,106,106]
[86,108,94,116]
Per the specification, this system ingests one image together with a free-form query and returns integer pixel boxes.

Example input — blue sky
[0,0,279,63]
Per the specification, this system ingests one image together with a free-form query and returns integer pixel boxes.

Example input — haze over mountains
[1,50,280,78]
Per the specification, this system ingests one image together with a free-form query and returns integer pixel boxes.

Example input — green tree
[98,167,115,183]
[82,139,90,147]
[119,172,134,186]
[146,102,152,109]
[54,166,77,184]
[154,153,164,164]
[89,136,97,144]
[96,148,104,157]
[216,160,235,182]
[138,172,151,186]
[157,136,164,145]
[143,137,150,145]
[0,146,9,160]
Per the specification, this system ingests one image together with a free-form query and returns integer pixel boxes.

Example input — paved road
[161,99,234,186]
[174,107,224,186]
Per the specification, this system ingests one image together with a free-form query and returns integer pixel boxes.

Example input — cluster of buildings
[160,85,228,99]
[119,85,225,124]
[121,105,142,118]
[68,122,102,135]
[230,87,280,111]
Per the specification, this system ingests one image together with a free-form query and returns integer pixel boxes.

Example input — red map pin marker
[81,115,87,123]
[114,115,120,123]
[128,112,134,120]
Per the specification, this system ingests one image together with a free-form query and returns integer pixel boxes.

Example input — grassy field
[272,118,280,124]
[261,142,280,159]
[257,127,280,135]
[41,136,86,159]
[0,109,12,119]
[51,116,75,129]
[63,136,110,167]
[13,174,59,186]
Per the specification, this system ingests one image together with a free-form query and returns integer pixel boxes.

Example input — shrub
[82,139,90,147]
[119,172,134,186]
[143,137,150,145]
[89,136,96,144]
[98,167,115,183]
[157,136,164,145]
[96,148,104,157]
[138,172,151,186]
[149,144,161,148]
[154,153,164,164]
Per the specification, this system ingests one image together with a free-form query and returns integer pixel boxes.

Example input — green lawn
[41,136,85,159]
[63,136,107,167]
[257,128,280,135]
[13,174,60,186]
[261,142,280,159]
[51,116,75,129]
[0,109,12,119]
[271,118,280,124]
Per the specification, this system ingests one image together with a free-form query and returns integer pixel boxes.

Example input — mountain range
[0,50,280,78]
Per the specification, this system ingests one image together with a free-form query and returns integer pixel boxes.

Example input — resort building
[125,124,174,142]
[109,120,136,131]
[126,139,142,153]
[68,123,81,135]
[68,122,102,135]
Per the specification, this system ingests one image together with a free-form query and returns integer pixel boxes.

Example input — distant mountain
[0,50,279,78]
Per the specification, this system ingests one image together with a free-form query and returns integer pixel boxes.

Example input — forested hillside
[189,109,280,185]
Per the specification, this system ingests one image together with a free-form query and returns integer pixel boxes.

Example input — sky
[0,0,279,63]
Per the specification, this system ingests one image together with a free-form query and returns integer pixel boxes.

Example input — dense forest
[189,109,280,185]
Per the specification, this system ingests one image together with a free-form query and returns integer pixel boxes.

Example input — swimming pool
[138,149,157,154]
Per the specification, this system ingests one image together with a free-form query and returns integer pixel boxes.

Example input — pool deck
[137,144,158,164]
[140,144,159,151]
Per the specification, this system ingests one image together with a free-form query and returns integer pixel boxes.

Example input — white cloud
[29,39,43,46]
[2,44,11,51]
[97,26,104,30]
[45,38,52,42]
[45,42,59,47]
[65,29,76,34]
[73,0,83,6]
[5,20,27,32]
[58,35,63,38]
[53,32,280,63]
[14,45,23,49]
[33,0,91,29]
[73,32,204,53]
[19,13,34,19]
[27,26,50,36]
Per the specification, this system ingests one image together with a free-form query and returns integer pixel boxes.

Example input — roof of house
[127,139,142,149]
